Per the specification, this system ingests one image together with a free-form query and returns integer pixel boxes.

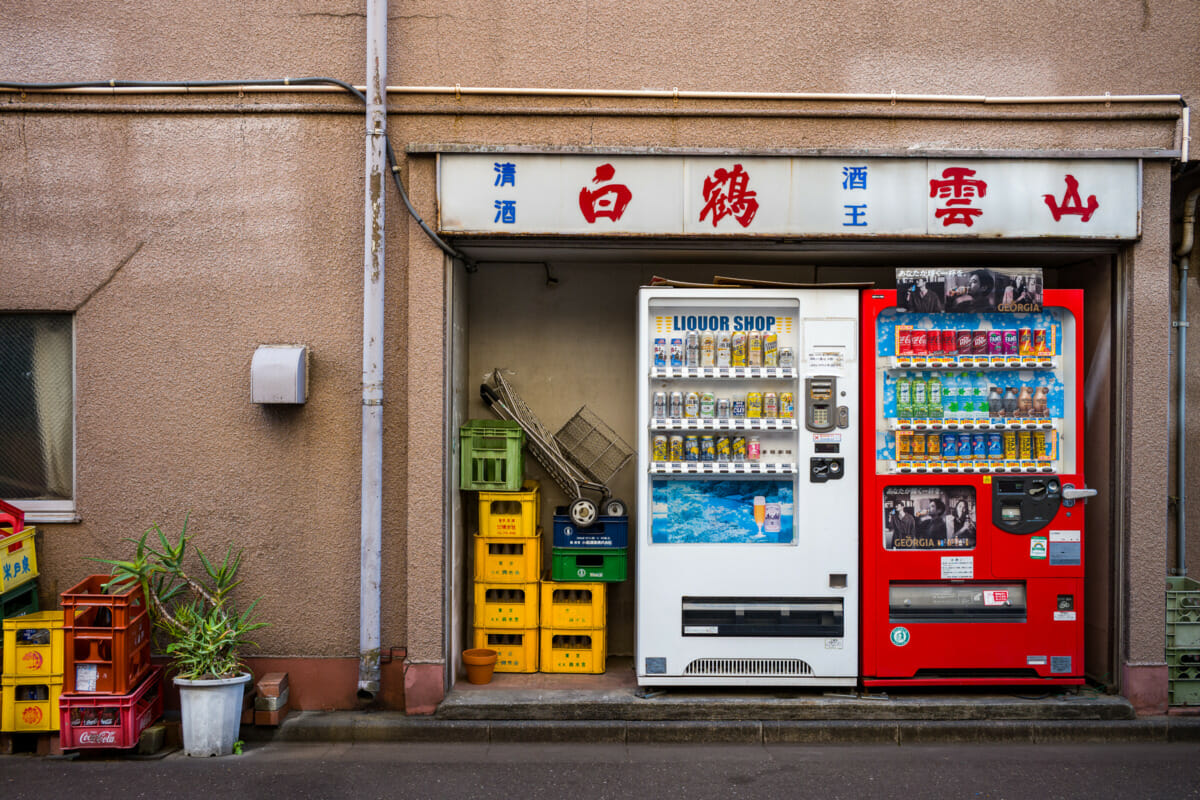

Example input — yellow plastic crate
[539,627,607,674]
[473,532,542,584]
[472,627,538,673]
[1,675,62,732]
[478,480,541,538]
[3,611,66,677]
[0,526,39,594]
[540,580,606,629]
[473,582,539,629]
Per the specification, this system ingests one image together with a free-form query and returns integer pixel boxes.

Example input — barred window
[0,314,73,509]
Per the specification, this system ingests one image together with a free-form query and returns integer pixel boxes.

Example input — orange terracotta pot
[462,648,498,684]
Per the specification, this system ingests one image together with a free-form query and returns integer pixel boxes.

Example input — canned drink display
[684,391,700,419]
[1019,328,1034,356]
[911,431,926,456]
[956,330,974,356]
[927,433,941,460]
[1032,329,1047,357]
[926,330,941,356]
[731,331,747,366]
[747,436,761,461]
[763,333,778,366]
[941,329,957,356]
[896,377,912,418]
[1003,430,1018,460]
[685,332,700,367]
[652,435,668,461]
[748,332,763,367]
[971,433,987,458]
[731,397,747,418]
[778,348,794,368]
[717,397,731,418]
[926,376,943,419]
[669,435,684,462]
[972,330,989,356]
[700,332,716,367]
[669,391,684,419]
[699,392,716,418]
[987,432,1004,458]
[716,332,731,367]
[700,435,716,462]
[896,430,913,460]
[779,392,795,418]
[685,435,700,461]
[911,329,928,356]
[896,325,914,356]
[941,433,958,459]
[912,379,927,414]
[957,432,973,459]
[654,338,668,367]
[670,337,684,367]
[731,436,747,461]
[1032,430,1048,461]
[1003,329,1019,356]
[716,436,731,462]
[1018,431,1033,460]
[763,392,778,419]
[746,392,763,418]
[988,330,1004,356]
[652,391,667,418]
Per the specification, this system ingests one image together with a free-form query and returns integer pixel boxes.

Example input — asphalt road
[4,741,1199,799]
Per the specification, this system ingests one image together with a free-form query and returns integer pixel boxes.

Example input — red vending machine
[860,276,1095,686]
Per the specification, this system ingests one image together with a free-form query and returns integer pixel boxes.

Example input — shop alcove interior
[449,238,1119,690]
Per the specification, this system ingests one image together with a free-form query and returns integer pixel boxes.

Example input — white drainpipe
[359,0,387,699]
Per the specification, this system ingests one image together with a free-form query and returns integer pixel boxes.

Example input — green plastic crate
[1167,577,1200,649]
[1170,663,1200,705]
[0,580,38,623]
[460,420,525,491]
[551,548,627,582]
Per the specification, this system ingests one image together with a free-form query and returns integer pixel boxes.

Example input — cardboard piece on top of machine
[649,275,875,289]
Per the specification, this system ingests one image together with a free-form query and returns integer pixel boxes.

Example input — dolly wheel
[604,499,627,518]
[569,498,598,528]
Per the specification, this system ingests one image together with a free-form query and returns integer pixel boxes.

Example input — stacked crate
[57,576,163,749]
[0,499,49,734]
[471,481,542,673]
[1167,576,1200,706]
[543,509,627,673]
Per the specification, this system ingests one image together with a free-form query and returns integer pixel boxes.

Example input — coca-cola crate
[60,574,147,630]
[64,609,152,695]
[59,666,164,750]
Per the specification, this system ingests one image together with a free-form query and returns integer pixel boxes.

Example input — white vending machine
[635,287,860,686]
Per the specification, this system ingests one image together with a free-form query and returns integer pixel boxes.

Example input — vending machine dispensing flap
[889,582,1027,623]
[991,476,1062,535]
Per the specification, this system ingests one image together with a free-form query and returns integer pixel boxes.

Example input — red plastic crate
[61,574,147,630]
[64,609,152,694]
[59,666,164,750]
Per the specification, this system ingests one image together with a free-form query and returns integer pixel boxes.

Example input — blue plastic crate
[553,511,628,549]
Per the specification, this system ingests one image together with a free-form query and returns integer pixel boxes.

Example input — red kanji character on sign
[930,167,987,227]
[1043,174,1098,222]
[700,164,759,228]
[579,164,632,223]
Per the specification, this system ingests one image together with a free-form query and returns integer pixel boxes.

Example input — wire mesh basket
[555,406,635,486]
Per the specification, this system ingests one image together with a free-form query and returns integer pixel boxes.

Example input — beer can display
[778,348,794,368]
[763,392,778,419]
[941,433,958,460]
[685,332,700,367]
[669,435,684,462]
[748,332,763,366]
[684,391,700,418]
[1003,430,1018,460]
[652,435,668,462]
[746,392,763,418]
[699,392,716,418]
[731,331,747,366]
[747,436,761,461]
[716,332,731,367]
[653,338,668,367]
[779,392,795,419]
[670,337,684,367]
[731,397,747,418]
[684,435,700,461]
[716,397,731,418]
[896,430,913,460]
[716,436,731,462]
[731,436,747,462]
[669,391,684,419]
[700,435,716,461]
[1017,430,1033,460]
[652,391,667,418]
[700,332,716,367]
[763,333,778,366]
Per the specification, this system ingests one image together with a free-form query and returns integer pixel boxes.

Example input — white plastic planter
[175,673,251,757]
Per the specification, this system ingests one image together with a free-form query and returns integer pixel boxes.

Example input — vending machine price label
[940,556,973,579]
[808,350,844,369]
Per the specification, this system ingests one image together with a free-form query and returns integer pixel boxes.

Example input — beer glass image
[754,496,767,536]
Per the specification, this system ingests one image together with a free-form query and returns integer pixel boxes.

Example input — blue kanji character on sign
[20,556,28,574]
[2,564,10,581]
[494,162,517,187]
[842,166,868,190]
[494,200,517,224]
[843,204,868,227]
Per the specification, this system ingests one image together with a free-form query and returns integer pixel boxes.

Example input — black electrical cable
[0,77,476,270]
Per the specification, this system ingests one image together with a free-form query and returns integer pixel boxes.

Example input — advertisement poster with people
[897,268,1043,314]
[883,485,977,549]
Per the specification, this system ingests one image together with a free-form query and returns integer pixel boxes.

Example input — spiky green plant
[94,514,268,680]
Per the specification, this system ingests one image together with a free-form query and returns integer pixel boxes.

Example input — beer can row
[896,326,1053,358]
[895,430,1050,462]
[653,391,794,420]
[653,333,794,368]
[653,434,760,462]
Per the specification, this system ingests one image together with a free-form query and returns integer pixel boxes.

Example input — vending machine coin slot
[992,476,1062,535]
[805,376,837,433]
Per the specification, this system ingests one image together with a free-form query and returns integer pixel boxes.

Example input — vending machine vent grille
[684,658,814,677]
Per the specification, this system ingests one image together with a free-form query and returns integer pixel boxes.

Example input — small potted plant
[97,514,268,757]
